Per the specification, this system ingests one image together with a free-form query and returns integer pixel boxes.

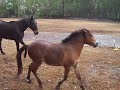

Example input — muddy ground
[0,18,120,90]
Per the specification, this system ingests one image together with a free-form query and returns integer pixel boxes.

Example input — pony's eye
[34,22,37,25]
[89,34,92,37]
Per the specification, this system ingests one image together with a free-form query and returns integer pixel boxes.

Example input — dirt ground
[0,18,120,90]
[1,18,120,34]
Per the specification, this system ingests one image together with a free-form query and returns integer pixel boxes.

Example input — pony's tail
[24,45,28,58]
[16,45,28,75]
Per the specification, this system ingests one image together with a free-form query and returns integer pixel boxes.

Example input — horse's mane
[62,29,88,43]
[18,17,29,22]
[17,17,30,27]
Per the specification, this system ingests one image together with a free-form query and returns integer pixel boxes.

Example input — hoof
[39,85,42,89]
[16,75,20,80]
[36,86,42,90]
[27,79,32,83]
[16,74,22,81]
[55,86,60,90]
[1,52,5,55]
[80,85,85,90]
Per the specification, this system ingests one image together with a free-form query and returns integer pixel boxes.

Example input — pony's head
[82,29,98,47]
[28,16,38,35]
[62,29,98,47]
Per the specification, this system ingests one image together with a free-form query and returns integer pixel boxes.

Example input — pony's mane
[62,29,88,43]
[19,17,29,22]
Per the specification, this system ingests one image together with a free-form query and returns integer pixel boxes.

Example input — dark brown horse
[0,16,38,54]
[17,29,98,90]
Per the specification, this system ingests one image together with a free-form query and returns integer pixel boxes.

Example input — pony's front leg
[17,66,23,80]
[20,40,25,46]
[56,66,70,89]
[73,63,85,90]
[16,51,23,79]
[15,40,23,79]
[15,40,19,52]
[15,40,25,52]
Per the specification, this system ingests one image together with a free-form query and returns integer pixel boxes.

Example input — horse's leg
[27,62,42,88]
[15,40,22,78]
[56,66,70,89]
[20,40,25,45]
[0,38,5,54]
[73,63,85,90]
[15,40,19,52]
[17,58,23,79]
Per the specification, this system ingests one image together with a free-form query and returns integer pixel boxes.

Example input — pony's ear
[82,29,87,38]
[30,15,34,20]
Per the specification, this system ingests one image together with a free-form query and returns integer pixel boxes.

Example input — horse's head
[28,16,38,35]
[82,29,98,47]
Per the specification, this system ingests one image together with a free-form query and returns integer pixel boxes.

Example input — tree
[0,0,120,21]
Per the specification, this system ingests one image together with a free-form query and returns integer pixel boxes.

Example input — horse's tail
[16,45,28,75]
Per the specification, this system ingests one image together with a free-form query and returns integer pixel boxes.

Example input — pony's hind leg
[27,61,42,88]
[56,66,70,89]
[27,63,32,83]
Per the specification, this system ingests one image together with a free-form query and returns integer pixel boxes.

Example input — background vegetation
[0,0,120,21]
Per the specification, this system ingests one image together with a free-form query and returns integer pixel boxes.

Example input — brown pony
[17,29,98,90]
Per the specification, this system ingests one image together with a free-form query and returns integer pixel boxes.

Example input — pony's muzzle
[93,42,98,47]
[34,30,39,35]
